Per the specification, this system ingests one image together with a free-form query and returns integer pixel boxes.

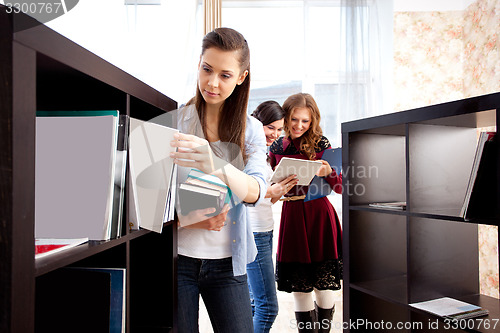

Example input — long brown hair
[282,93,323,160]
[189,27,250,162]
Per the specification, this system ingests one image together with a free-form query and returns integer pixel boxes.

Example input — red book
[35,238,89,259]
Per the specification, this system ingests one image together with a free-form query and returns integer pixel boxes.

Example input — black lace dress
[269,135,343,293]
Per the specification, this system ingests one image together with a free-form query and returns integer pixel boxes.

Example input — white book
[35,113,118,240]
[410,297,489,320]
[271,157,323,186]
[129,118,179,233]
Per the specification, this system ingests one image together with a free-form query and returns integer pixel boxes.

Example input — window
[222,0,344,143]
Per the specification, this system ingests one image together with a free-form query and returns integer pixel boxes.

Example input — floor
[198,198,344,333]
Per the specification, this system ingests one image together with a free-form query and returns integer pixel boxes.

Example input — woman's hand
[170,133,226,174]
[171,132,262,204]
[179,204,230,231]
[316,160,333,177]
[266,174,298,199]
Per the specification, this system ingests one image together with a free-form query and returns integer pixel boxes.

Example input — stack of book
[177,169,231,226]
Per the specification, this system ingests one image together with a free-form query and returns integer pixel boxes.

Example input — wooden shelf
[342,92,500,333]
[350,205,499,226]
[1,7,178,333]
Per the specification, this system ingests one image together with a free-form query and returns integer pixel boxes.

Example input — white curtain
[338,0,393,123]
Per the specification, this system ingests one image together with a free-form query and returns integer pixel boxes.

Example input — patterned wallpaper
[463,0,500,97]
[394,0,499,111]
[393,11,464,111]
[394,0,499,299]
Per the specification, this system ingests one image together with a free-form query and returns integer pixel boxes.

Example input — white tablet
[271,157,323,186]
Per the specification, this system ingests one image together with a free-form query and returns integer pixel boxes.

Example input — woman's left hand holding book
[177,204,230,231]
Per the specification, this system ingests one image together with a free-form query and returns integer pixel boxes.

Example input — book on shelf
[36,267,112,332]
[110,114,129,239]
[71,267,126,333]
[271,157,323,186]
[305,147,342,202]
[177,168,231,226]
[410,297,489,320]
[460,131,497,219]
[128,117,179,233]
[368,201,407,210]
[35,237,89,259]
[35,110,120,241]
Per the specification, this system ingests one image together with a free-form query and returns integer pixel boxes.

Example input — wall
[393,0,499,111]
[393,10,464,111]
[463,0,500,97]
[393,0,499,299]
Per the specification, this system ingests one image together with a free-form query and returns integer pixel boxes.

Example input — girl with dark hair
[247,101,298,333]
[269,93,343,333]
[170,27,268,333]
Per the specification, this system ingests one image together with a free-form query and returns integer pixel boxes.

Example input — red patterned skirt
[275,196,343,293]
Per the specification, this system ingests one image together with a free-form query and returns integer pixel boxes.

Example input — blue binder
[304,147,342,202]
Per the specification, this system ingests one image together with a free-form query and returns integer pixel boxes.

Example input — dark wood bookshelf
[1,7,178,333]
[342,92,500,332]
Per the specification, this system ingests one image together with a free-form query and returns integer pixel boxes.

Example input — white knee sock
[313,289,335,309]
[293,291,314,312]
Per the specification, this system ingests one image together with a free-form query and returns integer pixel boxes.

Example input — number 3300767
[443,318,498,330]
[5,2,63,14]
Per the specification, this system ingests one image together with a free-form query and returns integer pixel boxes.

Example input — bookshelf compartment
[347,133,406,205]
[349,211,408,303]
[409,217,479,303]
[37,54,128,113]
[35,268,116,333]
[129,227,176,331]
[71,242,127,269]
[349,289,410,333]
[408,123,480,216]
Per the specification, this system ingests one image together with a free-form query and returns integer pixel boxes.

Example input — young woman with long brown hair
[170,27,268,333]
[269,93,343,333]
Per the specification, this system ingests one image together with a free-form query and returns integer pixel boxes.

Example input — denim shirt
[174,105,268,276]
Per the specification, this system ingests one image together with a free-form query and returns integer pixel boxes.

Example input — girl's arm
[322,167,343,194]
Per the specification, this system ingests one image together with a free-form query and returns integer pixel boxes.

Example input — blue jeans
[247,231,279,333]
[177,255,254,333]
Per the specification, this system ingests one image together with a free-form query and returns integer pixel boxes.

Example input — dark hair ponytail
[251,100,285,126]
